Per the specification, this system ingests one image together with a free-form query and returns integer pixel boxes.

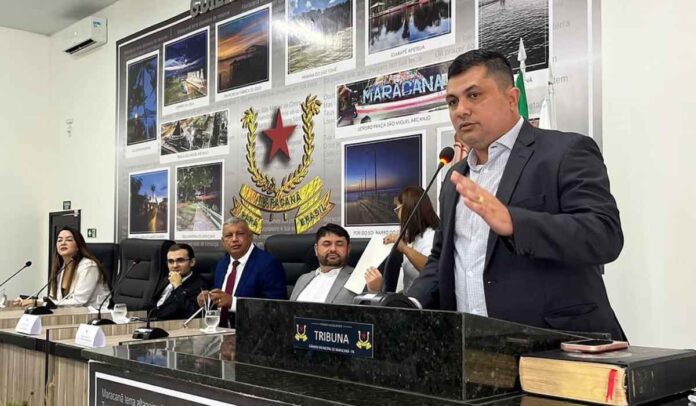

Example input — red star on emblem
[263,109,296,161]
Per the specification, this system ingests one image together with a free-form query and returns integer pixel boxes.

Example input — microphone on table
[89,258,141,325]
[353,146,455,308]
[89,293,114,325]
[25,260,73,315]
[0,261,32,291]
[132,306,169,340]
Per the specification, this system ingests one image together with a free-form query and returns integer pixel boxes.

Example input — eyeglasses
[167,258,190,265]
[222,232,248,240]
[393,204,403,214]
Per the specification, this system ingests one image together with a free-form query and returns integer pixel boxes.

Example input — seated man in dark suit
[197,217,287,326]
[290,223,357,305]
[151,243,207,320]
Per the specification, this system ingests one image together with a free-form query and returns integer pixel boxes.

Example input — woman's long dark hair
[397,186,440,244]
[49,226,109,297]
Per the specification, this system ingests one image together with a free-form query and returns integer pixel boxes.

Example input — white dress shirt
[156,272,193,307]
[296,268,342,303]
[453,117,523,316]
[55,258,110,308]
[400,227,435,291]
[221,244,254,312]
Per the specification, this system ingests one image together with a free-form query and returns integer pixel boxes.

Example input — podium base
[24,306,53,315]
[89,318,116,326]
[132,327,169,340]
[353,292,417,308]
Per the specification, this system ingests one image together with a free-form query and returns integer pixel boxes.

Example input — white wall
[47,0,190,245]
[0,1,189,297]
[1,0,694,347]
[0,27,54,298]
[602,0,696,348]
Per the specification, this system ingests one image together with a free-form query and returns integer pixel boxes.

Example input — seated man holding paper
[151,243,208,320]
[290,223,357,304]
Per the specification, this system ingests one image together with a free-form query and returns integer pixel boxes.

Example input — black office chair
[264,234,370,297]
[113,238,174,311]
[86,242,119,290]
[190,250,224,289]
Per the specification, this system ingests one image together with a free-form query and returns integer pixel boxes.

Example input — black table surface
[83,334,694,406]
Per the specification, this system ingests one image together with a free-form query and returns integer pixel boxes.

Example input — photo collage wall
[116,0,601,246]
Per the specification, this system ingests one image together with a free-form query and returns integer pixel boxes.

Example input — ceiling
[0,0,119,36]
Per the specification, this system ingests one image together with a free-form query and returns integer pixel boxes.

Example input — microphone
[131,306,169,340]
[89,258,141,325]
[24,260,72,315]
[111,257,142,301]
[0,261,32,290]
[354,147,455,308]
[88,293,114,325]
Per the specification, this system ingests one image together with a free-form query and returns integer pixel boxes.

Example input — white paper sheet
[344,235,393,294]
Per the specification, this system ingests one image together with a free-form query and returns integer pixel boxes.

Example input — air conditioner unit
[63,17,107,55]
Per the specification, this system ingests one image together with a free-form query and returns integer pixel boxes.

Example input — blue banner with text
[293,317,374,358]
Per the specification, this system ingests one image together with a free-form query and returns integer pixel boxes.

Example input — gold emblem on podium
[356,330,372,350]
[231,95,335,234]
[294,324,308,342]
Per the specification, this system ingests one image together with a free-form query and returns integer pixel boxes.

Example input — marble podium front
[235,298,586,400]
[84,333,693,406]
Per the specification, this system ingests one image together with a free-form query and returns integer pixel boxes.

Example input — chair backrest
[190,250,224,288]
[113,238,174,311]
[86,242,119,289]
[264,234,370,296]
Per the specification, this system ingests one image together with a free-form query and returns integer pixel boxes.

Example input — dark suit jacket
[407,121,626,339]
[151,272,208,320]
[213,246,288,300]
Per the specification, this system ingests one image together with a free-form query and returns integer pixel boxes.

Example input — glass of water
[0,289,6,308]
[112,303,127,322]
[204,309,220,333]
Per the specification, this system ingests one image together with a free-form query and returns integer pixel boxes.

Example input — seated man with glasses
[151,243,208,320]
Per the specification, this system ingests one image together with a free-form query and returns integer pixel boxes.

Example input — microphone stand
[354,147,454,308]
[89,258,141,324]
[132,306,169,340]
[89,294,115,325]
[24,285,56,315]
[0,261,32,290]
[25,260,72,315]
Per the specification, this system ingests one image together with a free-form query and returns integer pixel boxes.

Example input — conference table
[0,305,210,406]
[2,301,694,406]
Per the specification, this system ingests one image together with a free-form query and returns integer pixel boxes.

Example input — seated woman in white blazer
[16,226,110,308]
[49,226,110,307]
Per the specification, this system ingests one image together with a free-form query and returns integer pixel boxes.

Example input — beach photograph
[343,134,422,227]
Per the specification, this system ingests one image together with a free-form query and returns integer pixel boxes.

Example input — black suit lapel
[484,122,536,271]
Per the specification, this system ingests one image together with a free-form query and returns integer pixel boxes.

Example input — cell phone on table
[560,339,629,353]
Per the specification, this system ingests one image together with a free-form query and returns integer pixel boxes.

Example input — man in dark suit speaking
[198,217,287,327]
[407,50,626,340]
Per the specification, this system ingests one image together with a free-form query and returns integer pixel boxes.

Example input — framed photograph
[342,132,425,237]
[175,160,224,240]
[160,109,229,163]
[477,0,550,73]
[128,168,169,239]
[125,51,159,157]
[335,59,450,138]
[215,4,272,101]
[285,0,356,85]
[365,0,455,65]
[162,27,210,116]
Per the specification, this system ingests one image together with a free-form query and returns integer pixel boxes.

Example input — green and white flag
[538,65,556,129]
[516,38,529,119]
